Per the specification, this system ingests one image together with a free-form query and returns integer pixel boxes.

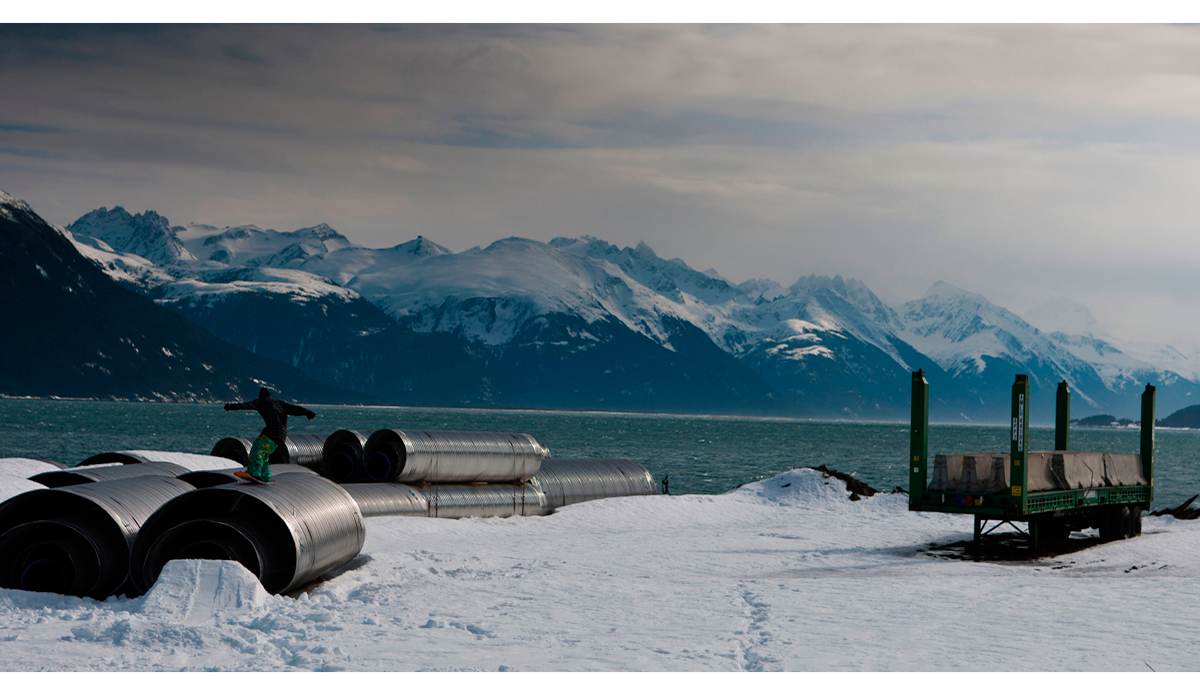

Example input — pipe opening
[143,517,264,583]
[365,444,403,482]
[0,519,105,597]
[328,450,359,483]
[131,487,332,595]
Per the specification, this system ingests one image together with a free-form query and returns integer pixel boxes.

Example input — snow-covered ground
[1,466,1197,671]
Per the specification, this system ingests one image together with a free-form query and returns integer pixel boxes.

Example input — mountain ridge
[41,197,1200,421]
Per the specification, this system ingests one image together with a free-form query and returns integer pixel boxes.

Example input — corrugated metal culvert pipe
[0,476,196,599]
[530,458,657,509]
[342,482,548,518]
[362,429,549,484]
[31,461,189,488]
[319,429,373,483]
[209,437,254,465]
[177,464,316,489]
[129,472,365,595]
[340,458,656,519]
[76,451,239,470]
[210,434,328,469]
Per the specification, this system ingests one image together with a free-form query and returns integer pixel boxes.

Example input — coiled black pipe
[0,476,196,598]
[130,473,365,595]
[31,461,189,488]
[531,458,657,509]
[318,430,373,483]
[210,434,328,469]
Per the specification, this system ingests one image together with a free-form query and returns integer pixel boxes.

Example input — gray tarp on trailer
[928,451,1144,494]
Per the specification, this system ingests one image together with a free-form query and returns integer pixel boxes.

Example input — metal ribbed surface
[283,434,327,468]
[130,473,365,595]
[319,429,373,483]
[210,437,253,466]
[177,464,316,489]
[210,434,328,469]
[363,429,548,484]
[77,452,143,467]
[342,483,428,517]
[0,476,196,598]
[424,483,548,518]
[77,451,245,471]
[342,482,547,518]
[31,461,189,488]
[531,458,656,510]
[343,482,549,518]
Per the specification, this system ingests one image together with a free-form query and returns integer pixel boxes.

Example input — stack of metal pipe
[210,433,327,468]
[0,426,657,600]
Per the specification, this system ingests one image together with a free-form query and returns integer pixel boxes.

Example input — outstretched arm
[224,400,255,411]
[284,402,317,420]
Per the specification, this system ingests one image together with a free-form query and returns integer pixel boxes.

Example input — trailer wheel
[1130,506,1143,537]
[1029,519,1070,548]
[1098,507,1119,542]
[1100,505,1133,542]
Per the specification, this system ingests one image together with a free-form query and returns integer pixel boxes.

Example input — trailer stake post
[909,369,929,509]
[1055,380,1071,452]
[1142,384,1156,489]
[1010,375,1030,514]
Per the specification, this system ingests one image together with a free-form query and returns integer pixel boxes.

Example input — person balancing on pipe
[223,387,316,483]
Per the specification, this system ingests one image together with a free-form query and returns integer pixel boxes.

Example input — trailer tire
[1130,506,1143,537]
[1099,506,1128,544]
[1098,507,1118,542]
[1029,519,1070,548]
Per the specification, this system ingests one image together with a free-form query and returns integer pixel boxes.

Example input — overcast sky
[5,23,1200,348]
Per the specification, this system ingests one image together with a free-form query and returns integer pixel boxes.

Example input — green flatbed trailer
[907,371,1155,547]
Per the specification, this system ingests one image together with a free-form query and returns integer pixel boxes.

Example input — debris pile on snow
[733,466,884,504]
[1151,494,1200,519]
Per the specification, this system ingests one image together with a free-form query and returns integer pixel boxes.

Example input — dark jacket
[224,396,315,444]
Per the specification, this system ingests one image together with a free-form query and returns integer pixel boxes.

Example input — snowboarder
[223,387,315,483]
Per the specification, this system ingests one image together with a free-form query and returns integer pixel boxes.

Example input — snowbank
[0,467,1197,671]
[0,458,64,478]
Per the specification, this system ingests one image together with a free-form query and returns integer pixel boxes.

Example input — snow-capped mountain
[895,281,1199,415]
[0,190,358,403]
[68,207,196,266]
[58,203,1200,419]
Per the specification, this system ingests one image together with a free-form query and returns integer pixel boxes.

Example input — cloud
[6,24,1200,347]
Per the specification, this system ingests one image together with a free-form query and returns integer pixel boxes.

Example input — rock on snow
[0,467,1198,671]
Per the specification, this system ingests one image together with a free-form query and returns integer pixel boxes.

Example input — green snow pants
[246,434,279,482]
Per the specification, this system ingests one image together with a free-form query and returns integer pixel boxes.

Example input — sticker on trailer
[1011,485,1022,496]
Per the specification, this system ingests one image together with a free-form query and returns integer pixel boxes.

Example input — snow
[0,457,65,478]
[59,201,1200,409]
[1,467,1198,671]
[0,473,45,501]
[153,267,361,305]
[111,451,244,471]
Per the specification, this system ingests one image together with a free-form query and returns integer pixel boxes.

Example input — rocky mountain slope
[56,201,1200,420]
[0,191,364,404]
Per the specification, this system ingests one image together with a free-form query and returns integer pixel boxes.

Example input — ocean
[2,399,1199,508]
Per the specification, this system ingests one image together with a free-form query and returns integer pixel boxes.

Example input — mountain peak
[921,280,987,303]
[392,235,451,257]
[0,189,34,220]
[634,241,659,258]
[67,207,196,266]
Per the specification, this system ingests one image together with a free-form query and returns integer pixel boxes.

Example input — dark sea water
[3,400,1200,508]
